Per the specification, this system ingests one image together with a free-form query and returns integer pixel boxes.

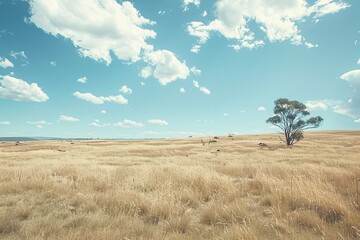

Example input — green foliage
[266,98,323,145]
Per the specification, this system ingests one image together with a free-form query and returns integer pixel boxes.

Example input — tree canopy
[266,98,323,145]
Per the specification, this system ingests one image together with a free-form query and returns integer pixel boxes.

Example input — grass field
[0,131,360,239]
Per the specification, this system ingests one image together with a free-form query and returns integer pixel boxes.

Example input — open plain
[0,131,360,239]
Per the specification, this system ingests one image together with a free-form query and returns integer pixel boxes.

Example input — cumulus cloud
[120,85,132,94]
[114,119,144,128]
[193,80,200,88]
[258,106,266,111]
[199,86,210,95]
[0,75,49,102]
[355,118,360,123]
[29,0,156,64]
[0,121,11,125]
[190,66,201,75]
[193,80,210,94]
[202,11,207,17]
[148,119,168,126]
[358,58,360,65]
[59,115,79,122]
[180,87,185,93]
[142,50,190,85]
[187,0,349,50]
[0,57,14,68]
[101,110,107,114]
[338,69,360,118]
[90,119,111,127]
[183,0,200,11]
[191,45,201,53]
[29,0,190,85]
[50,61,56,66]
[77,77,87,83]
[140,67,153,79]
[74,91,128,105]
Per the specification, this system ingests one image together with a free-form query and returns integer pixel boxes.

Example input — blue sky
[0,0,359,138]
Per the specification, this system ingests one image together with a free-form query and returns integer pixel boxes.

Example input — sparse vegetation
[266,98,323,145]
[0,131,359,239]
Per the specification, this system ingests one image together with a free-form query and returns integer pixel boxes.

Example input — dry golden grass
[0,131,360,239]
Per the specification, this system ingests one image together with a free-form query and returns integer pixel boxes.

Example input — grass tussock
[0,131,359,239]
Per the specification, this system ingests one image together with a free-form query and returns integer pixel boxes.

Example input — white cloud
[158,10,166,15]
[191,45,201,53]
[311,0,350,19]
[0,75,49,102]
[10,51,29,67]
[190,66,201,75]
[355,118,360,123]
[183,0,200,11]
[90,122,102,127]
[0,57,14,68]
[0,121,11,125]
[187,0,349,50]
[148,119,168,126]
[114,119,144,128]
[223,113,229,116]
[142,50,190,85]
[27,120,45,125]
[90,119,110,127]
[10,51,27,59]
[59,115,79,122]
[199,86,210,95]
[305,42,318,49]
[229,39,264,51]
[358,58,360,65]
[77,77,87,83]
[180,87,185,93]
[74,91,128,105]
[29,0,156,65]
[27,120,51,128]
[337,69,360,118]
[50,61,56,66]
[306,100,329,111]
[140,82,146,86]
[101,110,107,114]
[193,80,210,95]
[258,106,266,111]
[120,85,132,94]
[140,66,153,78]
[340,69,360,87]
[305,99,351,117]
[29,1,190,85]
[193,80,200,88]
[202,11,207,17]
[9,72,14,76]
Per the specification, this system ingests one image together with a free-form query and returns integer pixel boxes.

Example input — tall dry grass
[0,131,359,239]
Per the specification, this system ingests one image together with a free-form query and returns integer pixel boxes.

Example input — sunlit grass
[0,131,359,239]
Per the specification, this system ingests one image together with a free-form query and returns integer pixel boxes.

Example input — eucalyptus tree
[266,98,323,146]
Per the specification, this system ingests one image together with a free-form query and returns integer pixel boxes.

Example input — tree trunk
[285,131,292,145]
